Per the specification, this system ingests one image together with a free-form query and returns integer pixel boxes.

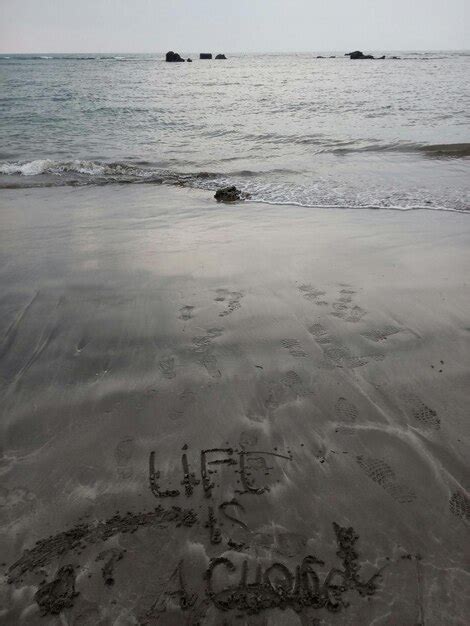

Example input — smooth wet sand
[0,185,469,625]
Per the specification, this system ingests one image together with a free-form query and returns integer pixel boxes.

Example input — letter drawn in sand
[181,451,200,497]
[219,499,248,530]
[202,523,386,614]
[200,448,235,498]
[147,560,197,615]
[264,562,295,597]
[149,451,180,498]
[238,449,292,494]
[205,557,237,610]
[206,505,222,544]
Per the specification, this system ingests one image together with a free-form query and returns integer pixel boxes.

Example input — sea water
[1,52,469,211]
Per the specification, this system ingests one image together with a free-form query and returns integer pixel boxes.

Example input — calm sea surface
[1,52,469,211]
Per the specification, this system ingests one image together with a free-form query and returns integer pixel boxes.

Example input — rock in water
[215,54,227,60]
[166,51,185,62]
[200,53,212,60]
[214,186,244,202]
[187,58,193,62]
[346,50,375,60]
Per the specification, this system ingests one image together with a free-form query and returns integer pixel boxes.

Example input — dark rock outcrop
[214,186,245,203]
[215,54,227,60]
[346,50,375,60]
[187,58,193,62]
[200,53,212,60]
[316,55,325,59]
[166,51,185,63]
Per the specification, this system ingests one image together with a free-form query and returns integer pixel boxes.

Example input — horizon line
[1,48,470,55]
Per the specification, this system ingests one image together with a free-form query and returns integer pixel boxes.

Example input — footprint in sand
[405,393,440,430]
[308,323,367,368]
[264,385,280,410]
[192,329,223,378]
[356,456,417,504]
[178,305,194,321]
[362,325,401,342]
[298,284,328,305]
[214,289,244,317]
[360,351,386,362]
[281,370,302,388]
[159,356,176,379]
[346,305,367,323]
[323,342,368,369]
[308,322,331,344]
[335,397,359,423]
[449,491,469,521]
[245,380,284,421]
[331,302,348,315]
[198,353,221,379]
[169,389,196,421]
[329,286,366,323]
[281,338,307,357]
[332,303,366,323]
[115,438,135,479]
[281,370,313,396]
[239,430,259,448]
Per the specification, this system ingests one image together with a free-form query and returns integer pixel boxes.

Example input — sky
[0,0,468,53]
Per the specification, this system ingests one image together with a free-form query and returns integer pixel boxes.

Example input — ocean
[1,51,469,210]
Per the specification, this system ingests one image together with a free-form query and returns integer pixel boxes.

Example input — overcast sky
[1,0,468,53]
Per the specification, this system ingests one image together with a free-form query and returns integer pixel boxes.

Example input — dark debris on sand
[34,565,79,616]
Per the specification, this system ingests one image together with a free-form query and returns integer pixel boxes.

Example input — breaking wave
[1,158,468,213]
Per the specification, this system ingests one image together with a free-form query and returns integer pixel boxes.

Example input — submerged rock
[200,53,212,60]
[215,54,227,60]
[214,186,246,202]
[346,50,375,60]
[166,51,185,63]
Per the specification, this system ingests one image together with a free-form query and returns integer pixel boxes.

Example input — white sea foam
[0,159,106,176]
[0,159,54,175]
[1,158,468,213]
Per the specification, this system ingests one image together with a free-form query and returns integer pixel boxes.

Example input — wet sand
[0,185,469,625]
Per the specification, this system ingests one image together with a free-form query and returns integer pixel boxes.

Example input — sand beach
[0,184,469,624]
